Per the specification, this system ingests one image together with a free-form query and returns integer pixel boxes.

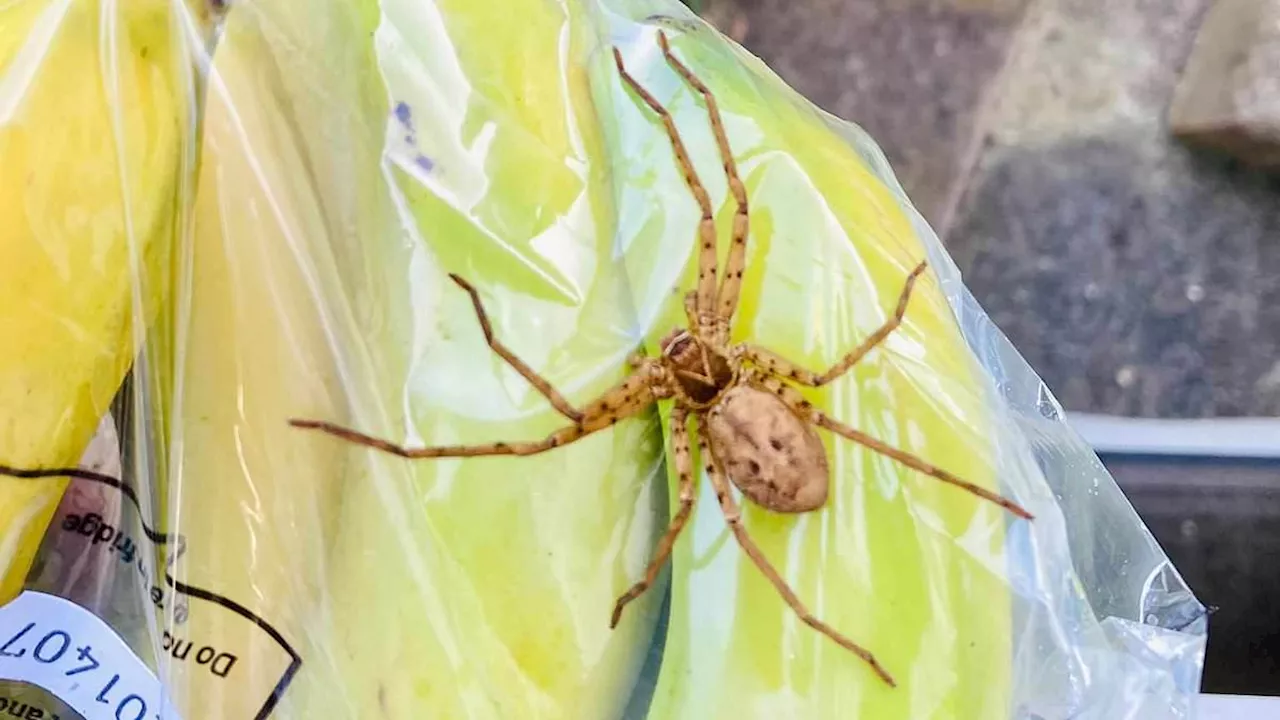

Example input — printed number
[67,644,100,676]
[99,675,150,720]
[0,618,156,720]
[33,630,71,664]
[97,674,120,703]
[0,622,33,658]
[116,694,146,720]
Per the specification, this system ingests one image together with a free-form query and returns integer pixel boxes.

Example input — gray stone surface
[951,135,1280,417]
[1170,0,1280,167]
[702,0,1031,228]
[946,0,1280,418]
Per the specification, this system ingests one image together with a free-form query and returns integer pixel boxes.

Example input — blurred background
[684,0,1280,698]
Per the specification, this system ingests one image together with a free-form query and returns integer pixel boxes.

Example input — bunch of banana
[150,0,667,717]
[0,0,215,605]
[157,1,1020,717]
[3,0,1022,717]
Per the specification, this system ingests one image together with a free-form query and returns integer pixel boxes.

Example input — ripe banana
[140,4,365,716]
[599,17,1016,719]
[0,0,212,606]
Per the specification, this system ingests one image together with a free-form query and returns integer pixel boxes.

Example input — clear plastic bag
[0,0,1207,718]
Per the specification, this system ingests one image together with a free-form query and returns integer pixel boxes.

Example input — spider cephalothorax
[288,30,1033,688]
[659,327,736,407]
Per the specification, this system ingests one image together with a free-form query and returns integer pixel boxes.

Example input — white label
[0,591,182,720]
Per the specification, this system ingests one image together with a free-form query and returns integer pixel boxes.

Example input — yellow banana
[141,4,368,716]
[598,18,1016,719]
[0,0,212,605]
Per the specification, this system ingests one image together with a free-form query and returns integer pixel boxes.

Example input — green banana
[286,0,669,715]
[591,9,1016,718]
[0,0,213,605]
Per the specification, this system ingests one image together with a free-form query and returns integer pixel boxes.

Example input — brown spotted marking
[705,385,828,512]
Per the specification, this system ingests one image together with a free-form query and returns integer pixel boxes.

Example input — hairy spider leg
[289,364,663,460]
[740,261,929,386]
[610,406,696,627]
[613,46,719,333]
[657,31,750,336]
[700,432,897,687]
[448,273,583,423]
[753,375,1033,520]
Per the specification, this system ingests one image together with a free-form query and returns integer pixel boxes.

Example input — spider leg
[449,273,584,423]
[752,375,1034,520]
[657,31,748,333]
[699,433,897,687]
[738,262,929,387]
[610,405,696,628]
[613,46,719,324]
[289,364,662,460]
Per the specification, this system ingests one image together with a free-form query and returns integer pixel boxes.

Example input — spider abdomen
[705,385,829,513]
